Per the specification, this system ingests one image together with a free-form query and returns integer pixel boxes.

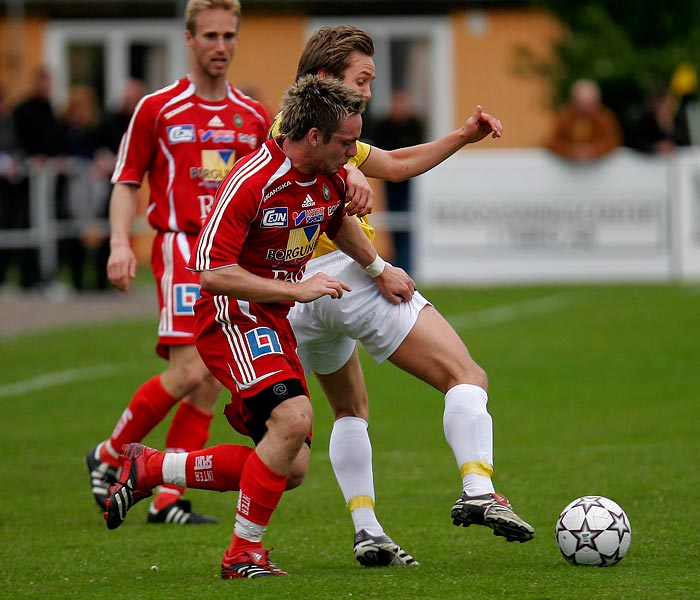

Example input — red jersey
[112,76,270,235]
[190,137,347,309]
[189,137,346,410]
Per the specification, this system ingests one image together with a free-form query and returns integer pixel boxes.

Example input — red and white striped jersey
[112,76,270,235]
[190,137,347,307]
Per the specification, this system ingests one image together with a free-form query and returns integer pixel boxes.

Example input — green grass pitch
[1,283,699,599]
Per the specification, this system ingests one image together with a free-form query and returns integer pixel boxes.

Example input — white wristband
[364,254,386,278]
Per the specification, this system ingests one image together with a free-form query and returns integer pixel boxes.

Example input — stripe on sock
[348,495,375,512]
[460,460,494,478]
[162,452,188,487]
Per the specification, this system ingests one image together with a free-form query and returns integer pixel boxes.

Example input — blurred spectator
[372,89,424,273]
[0,84,16,163]
[58,84,112,292]
[59,85,100,159]
[84,79,149,291]
[670,62,699,147]
[546,79,623,163]
[13,66,63,158]
[97,78,145,154]
[624,87,680,155]
[0,84,22,288]
[9,66,65,289]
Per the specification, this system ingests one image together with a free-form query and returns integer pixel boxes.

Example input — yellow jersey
[268,111,376,258]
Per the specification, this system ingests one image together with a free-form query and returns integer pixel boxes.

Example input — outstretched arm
[361,105,502,182]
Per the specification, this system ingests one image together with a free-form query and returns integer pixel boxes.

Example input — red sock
[178,444,253,492]
[154,401,215,507]
[227,453,287,556]
[237,452,287,527]
[141,449,166,490]
[225,534,264,559]
[103,376,178,465]
[165,400,213,452]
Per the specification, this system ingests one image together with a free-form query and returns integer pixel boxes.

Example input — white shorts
[290,250,430,375]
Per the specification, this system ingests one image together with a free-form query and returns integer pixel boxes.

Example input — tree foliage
[522,1,700,118]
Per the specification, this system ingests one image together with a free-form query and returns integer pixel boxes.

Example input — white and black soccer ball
[555,495,632,566]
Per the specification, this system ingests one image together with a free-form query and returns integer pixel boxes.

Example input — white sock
[443,384,495,496]
[329,416,384,536]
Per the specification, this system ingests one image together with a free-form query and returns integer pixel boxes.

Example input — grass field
[1,282,699,599]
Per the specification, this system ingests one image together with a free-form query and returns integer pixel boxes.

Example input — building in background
[0,1,562,149]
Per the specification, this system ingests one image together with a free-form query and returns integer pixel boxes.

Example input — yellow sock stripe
[347,495,375,512]
[460,460,494,478]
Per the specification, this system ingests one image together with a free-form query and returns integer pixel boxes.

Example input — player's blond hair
[296,25,375,81]
[184,0,241,34]
[279,75,366,143]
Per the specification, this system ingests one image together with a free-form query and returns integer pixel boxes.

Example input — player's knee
[285,440,310,490]
[469,363,488,390]
[174,361,210,392]
[201,371,221,389]
[285,463,307,489]
[285,408,313,445]
[268,397,312,448]
[447,359,488,392]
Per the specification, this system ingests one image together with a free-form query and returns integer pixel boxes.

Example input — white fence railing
[0,157,148,285]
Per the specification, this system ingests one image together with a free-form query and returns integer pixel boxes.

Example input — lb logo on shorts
[245,327,283,358]
[174,283,200,315]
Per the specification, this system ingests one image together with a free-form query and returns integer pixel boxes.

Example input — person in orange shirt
[546,78,623,162]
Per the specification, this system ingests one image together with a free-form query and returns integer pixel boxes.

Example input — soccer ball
[555,495,632,566]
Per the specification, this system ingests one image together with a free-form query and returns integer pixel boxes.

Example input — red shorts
[194,294,311,443]
[151,231,201,358]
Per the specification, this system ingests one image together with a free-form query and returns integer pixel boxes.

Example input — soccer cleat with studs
[221,548,288,579]
[85,443,119,511]
[104,443,155,530]
[451,492,535,543]
[353,529,419,567]
[147,499,219,525]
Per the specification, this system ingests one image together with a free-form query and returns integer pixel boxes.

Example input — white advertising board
[671,151,700,280]
[413,148,673,284]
